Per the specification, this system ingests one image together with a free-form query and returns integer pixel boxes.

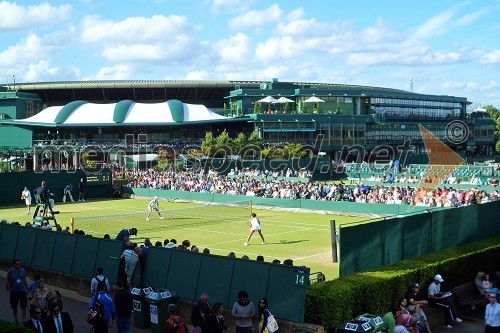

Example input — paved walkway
[0,270,488,333]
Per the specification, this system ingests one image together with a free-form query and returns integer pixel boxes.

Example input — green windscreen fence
[1,224,309,323]
[0,169,112,205]
[142,245,309,322]
[339,200,500,276]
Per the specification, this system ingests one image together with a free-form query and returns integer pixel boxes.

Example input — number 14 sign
[294,268,309,286]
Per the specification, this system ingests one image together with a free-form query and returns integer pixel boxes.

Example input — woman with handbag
[258,298,278,333]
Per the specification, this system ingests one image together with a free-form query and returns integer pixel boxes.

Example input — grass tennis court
[1,197,373,279]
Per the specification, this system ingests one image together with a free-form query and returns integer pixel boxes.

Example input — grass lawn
[1,197,373,280]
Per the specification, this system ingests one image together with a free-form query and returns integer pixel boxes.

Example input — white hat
[153,196,158,200]
[434,274,444,282]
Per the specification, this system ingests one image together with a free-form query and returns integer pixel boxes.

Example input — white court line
[294,251,332,260]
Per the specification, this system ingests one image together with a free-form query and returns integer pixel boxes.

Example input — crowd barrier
[0,223,308,323]
[339,200,500,276]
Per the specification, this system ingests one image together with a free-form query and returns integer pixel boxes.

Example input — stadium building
[0,79,495,171]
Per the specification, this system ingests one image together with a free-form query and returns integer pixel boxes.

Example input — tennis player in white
[244,213,266,245]
[146,196,165,221]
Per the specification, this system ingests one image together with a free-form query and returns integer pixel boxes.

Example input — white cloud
[414,3,464,38]
[24,60,59,82]
[0,1,71,31]
[93,65,133,80]
[80,15,201,63]
[228,4,283,30]
[254,36,295,63]
[185,70,210,80]
[455,3,500,27]
[212,33,253,72]
[479,50,500,64]
[81,15,191,44]
[0,34,51,67]
[206,0,255,15]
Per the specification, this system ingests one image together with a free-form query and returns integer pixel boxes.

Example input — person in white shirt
[244,213,265,246]
[485,292,500,333]
[146,196,165,221]
[21,186,32,214]
[428,274,462,328]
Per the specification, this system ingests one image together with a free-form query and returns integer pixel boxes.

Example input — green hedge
[0,320,32,333]
[305,234,500,329]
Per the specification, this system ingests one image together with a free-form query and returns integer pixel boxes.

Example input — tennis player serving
[244,213,266,246]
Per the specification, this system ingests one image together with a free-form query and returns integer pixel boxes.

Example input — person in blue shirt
[6,259,29,323]
[89,281,116,333]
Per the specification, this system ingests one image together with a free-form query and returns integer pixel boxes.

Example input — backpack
[95,276,108,292]
[167,316,188,333]
[87,294,104,326]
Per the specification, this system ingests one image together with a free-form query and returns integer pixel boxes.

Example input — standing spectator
[232,290,255,333]
[207,302,228,333]
[191,293,210,332]
[164,303,189,333]
[125,247,142,288]
[114,280,133,333]
[24,306,45,332]
[89,281,116,333]
[6,259,29,323]
[78,178,86,201]
[46,290,63,314]
[43,302,73,333]
[257,298,273,333]
[30,279,49,318]
[428,274,462,328]
[91,267,111,296]
[485,292,500,333]
[63,183,75,203]
[115,228,138,241]
[244,213,266,246]
[27,274,41,302]
[21,186,32,214]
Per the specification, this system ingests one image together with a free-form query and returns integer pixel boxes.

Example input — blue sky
[1,0,500,107]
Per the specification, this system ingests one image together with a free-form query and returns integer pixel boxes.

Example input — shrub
[305,235,500,329]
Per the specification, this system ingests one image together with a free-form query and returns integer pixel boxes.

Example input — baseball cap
[434,274,444,282]
[412,282,420,288]
[153,196,158,199]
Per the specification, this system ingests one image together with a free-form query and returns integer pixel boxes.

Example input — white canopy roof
[15,101,227,125]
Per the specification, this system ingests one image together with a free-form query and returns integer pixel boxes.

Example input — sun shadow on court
[276,240,308,245]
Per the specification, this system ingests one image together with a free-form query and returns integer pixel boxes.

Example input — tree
[201,132,216,157]
[233,132,247,156]
[254,102,263,114]
[215,130,233,157]
[485,105,500,152]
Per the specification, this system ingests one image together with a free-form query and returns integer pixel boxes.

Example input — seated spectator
[476,271,487,296]
[428,274,462,328]
[406,282,431,333]
[483,273,493,297]
[380,306,410,333]
[396,298,419,333]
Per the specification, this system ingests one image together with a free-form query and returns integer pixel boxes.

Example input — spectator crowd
[121,167,499,207]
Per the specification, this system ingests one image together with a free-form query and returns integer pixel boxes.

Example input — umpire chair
[32,194,60,228]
